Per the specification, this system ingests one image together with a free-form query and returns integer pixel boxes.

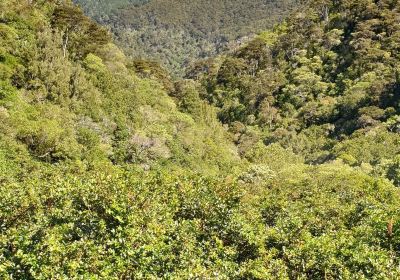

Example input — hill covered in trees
[72,0,149,18]
[191,0,400,171]
[73,0,300,75]
[1,0,400,279]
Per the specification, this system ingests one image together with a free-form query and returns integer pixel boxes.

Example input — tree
[52,3,110,59]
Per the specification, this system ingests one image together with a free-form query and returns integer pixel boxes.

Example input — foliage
[1,1,400,279]
[0,0,238,174]
[195,0,400,169]
[73,0,300,76]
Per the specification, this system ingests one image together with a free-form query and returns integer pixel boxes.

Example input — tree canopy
[1,0,400,279]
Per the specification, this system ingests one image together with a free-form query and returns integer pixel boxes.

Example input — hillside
[72,0,149,18]
[193,0,400,168]
[73,0,300,76]
[1,0,400,279]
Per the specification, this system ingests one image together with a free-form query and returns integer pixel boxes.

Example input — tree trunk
[63,30,69,58]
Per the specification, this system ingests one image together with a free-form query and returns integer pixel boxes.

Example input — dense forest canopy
[1,0,400,279]
[73,0,301,76]
[192,0,400,167]
[73,0,149,17]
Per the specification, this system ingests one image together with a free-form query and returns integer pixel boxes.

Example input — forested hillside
[73,0,149,17]
[1,0,400,279]
[193,0,400,170]
[73,0,300,76]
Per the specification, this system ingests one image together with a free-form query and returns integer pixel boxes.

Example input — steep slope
[73,0,300,75]
[72,0,148,18]
[0,0,239,173]
[194,0,400,171]
[1,1,400,279]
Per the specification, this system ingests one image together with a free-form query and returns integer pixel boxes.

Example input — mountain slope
[2,1,400,279]
[0,0,238,173]
[72,0,148,17]
[194,0,400,167]
[74,0,300,75]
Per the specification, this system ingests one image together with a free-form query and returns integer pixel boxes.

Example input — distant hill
[73,0,149,18]
[73,0,300,75]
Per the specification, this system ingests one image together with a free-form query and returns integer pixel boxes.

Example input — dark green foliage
[74,0,149,18]
[196,0,400,167]
[51,3,111,59]
[73,0,300,76]
[2,1,400,279]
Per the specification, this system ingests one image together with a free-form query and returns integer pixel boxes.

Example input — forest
[73,0,300,76]
[1,0,400,279]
